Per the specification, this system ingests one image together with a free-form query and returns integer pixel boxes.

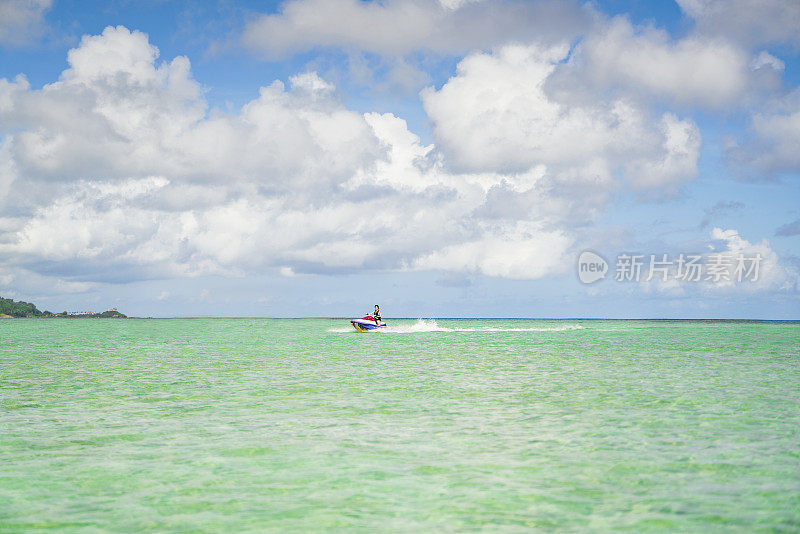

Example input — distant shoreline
[0,315,129,319]
[0,296,127,319]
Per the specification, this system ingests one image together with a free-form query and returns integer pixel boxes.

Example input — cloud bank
[0,25,704,285]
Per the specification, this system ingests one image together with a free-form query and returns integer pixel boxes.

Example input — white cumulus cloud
[421,43,701,189]
[0,0,51,46]
[727,89,800,177]
[547,15,787,111]
[676,0,800,47]
[241,0,589,58]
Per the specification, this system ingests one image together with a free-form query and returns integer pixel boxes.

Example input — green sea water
[1,318,799,532]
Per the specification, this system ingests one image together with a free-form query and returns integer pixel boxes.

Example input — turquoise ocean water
[1,318,799,531]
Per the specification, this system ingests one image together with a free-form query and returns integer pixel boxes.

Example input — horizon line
[63,316,800,321]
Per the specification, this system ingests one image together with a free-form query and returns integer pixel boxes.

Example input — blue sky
[0,0,798,318]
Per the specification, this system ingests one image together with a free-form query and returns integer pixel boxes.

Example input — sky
[0,0,799,319]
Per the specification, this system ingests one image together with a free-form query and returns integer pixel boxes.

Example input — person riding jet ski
[350,305,386,331]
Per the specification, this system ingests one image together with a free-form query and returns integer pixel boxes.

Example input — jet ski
[350,315,387,332]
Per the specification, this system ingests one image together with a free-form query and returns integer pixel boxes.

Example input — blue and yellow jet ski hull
[350,316,386,332]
